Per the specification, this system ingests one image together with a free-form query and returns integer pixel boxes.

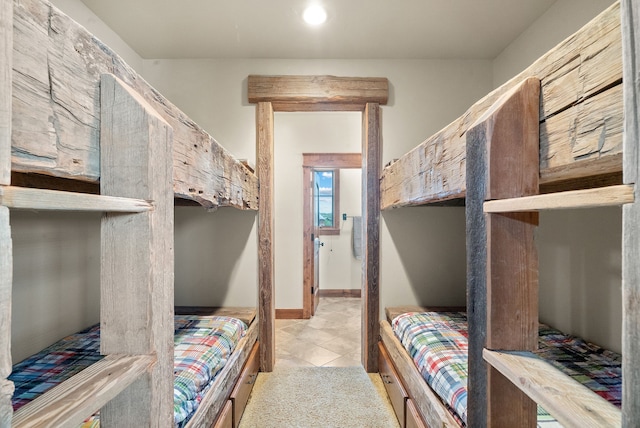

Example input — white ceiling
[79,0,557,60]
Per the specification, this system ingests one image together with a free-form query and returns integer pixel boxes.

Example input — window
[314,169,340,235]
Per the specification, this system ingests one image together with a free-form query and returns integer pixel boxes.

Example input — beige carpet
[238,366,401,428]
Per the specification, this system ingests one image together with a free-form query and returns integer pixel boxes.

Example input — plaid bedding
[9,315,247,428]
[392,312,622,427]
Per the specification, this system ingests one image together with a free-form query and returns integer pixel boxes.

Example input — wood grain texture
[184,323,258,428]
[11,0,257,210]
[248,75,388,109]
[256,102,275,372]
[362,103,381,373]
[0,185,152,212]
[484,350,621,427]
[381,2,622,209]
[0,0,10,186]
[484,184,634,212]
[230,342,259,428]
[380,322,459,428]
[12,354,156,428]
[466,78,540,428]
[621,1,640,426]
[302,153,362,168]
[275,309,304,319]
[0,207,12,428]
[100,74,174,426]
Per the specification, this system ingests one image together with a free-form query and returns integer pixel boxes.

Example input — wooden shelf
[483,184,634,213]
[13,354,156,427]
[0,185,153,212]
[483,349,621,428]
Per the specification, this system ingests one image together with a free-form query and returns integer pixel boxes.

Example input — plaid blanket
[9,315,247,427]
[392,312,621,427]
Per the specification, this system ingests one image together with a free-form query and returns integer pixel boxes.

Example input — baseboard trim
[275,309,305,319]
[319,289,362,298]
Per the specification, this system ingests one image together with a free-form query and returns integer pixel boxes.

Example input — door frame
[302,153,362,319]
[249,75,388,372]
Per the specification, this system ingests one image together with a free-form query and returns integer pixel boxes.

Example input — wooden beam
[0,185,153,212]
[248,75,389,111]
[0,0,10,186]
[484,184,634,212]
[100,74,174,426]
[257,101,275,372]
[484,350,621,428]
[621,1,640,426]
[466,77,540,428]
[13,354,156,428]
[381,2,622,209]
[302,153,362,169]
[11,1,257,210]
[362,103,381,373]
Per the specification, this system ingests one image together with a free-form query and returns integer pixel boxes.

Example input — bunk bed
[378,1,639,427]
[1,0,260,427]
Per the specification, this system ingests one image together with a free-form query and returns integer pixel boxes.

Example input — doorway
[249,74,387,372]
[302,153,362,318]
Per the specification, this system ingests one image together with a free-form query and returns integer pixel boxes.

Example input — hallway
[275,297,361,367]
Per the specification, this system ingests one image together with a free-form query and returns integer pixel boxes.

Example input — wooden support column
[0,0,12,424]
[100,74,174,426]
[362,103,381,373]
[622,1,640,426]
[257,101,275,372]
[466,77,540,428]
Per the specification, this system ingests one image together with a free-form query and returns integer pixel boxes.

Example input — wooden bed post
[100,74,174,426]
[257,101,275,372]
[362,103,381,372]
[622,0,640,425]
[466,77,540,428]
[0,0,12,424]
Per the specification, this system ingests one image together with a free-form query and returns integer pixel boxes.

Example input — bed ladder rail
[483,184,635,212]
[466,76,541,427]
[12,354,156,427]
[483,349,621,427]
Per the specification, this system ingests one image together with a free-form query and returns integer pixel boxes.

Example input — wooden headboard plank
[381,2,622,209]
[10,0,257,210]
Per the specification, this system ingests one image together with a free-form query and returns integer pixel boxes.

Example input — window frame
[314,168,340,235]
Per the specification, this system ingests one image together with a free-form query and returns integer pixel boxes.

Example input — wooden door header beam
[247,75,388,112]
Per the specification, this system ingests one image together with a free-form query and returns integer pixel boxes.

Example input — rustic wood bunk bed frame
[378,1,639,427]
[1,0,260,426]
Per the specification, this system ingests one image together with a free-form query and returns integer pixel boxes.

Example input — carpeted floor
[238,366,401,428]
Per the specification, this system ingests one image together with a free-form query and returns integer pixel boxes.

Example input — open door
[302,154,361,319]
[311,180,321,315]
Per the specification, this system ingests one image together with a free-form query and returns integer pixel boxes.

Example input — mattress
[392,311,622,427]
[9,315,248,427]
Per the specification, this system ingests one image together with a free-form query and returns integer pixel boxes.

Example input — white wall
[493,0,620,352]
[11,211,101,362]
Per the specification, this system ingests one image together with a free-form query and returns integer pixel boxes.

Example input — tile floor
[275,296,362,367]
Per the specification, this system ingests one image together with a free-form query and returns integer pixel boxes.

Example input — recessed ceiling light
[303,5,327,26]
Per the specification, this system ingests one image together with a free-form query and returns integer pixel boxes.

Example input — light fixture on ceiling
[303,5,327,26]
